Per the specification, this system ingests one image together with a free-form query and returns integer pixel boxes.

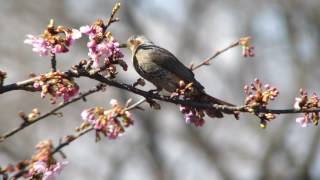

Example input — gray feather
[135,44,205,91]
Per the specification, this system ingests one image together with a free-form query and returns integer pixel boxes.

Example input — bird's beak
[119,43,127,48]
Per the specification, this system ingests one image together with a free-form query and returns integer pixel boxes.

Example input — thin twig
[191,40,240,71]
[51,127,94,154]
[126,98,147,111]
[0,84,104,143]
[104,3,121,31]
[51,53,57,72]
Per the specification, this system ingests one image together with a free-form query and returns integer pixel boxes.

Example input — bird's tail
[200,93,235,118]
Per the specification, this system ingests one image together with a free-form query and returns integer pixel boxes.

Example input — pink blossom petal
[87,40,97,48]
[110,99,118,107]
[52,161,68,174]
[81,109,90,120]
[33,161,47,173]
[92,59,100,68]
[43,171,55,180]
[296,117,304,124]
[79,25,92,34]
[113,42,120,47]
[296,115,309,127]
[24,34,36,44]
[71,29,82,40]
[33,82,41,89]
[294,97,302,110]
[25,35,51,56]
[52,44,64,54]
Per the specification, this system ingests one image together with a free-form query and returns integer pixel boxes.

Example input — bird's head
[126,35,153,52]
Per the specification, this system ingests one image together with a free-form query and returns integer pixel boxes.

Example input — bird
[125,35,234,118]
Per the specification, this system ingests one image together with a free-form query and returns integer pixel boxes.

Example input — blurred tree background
[1,0,320,179]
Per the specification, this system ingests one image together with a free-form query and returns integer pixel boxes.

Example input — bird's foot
[147,88,161,96]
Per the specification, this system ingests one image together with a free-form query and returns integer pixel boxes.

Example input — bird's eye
[129,39,135,44]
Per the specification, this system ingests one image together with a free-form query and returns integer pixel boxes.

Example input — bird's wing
[136,44,205,91]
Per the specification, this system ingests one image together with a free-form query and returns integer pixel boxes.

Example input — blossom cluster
[24,19,81,56]
[172,81,206,127]
[81,99,134,140]
[239,36,255,58]
[33,71,79,104]
[180,105,205,127]
[244,79,279,107]
[26,140,68,180]
[294,89,320,127]
[244,78,279,128]
[0,140,68,180]
[80,19,126,75]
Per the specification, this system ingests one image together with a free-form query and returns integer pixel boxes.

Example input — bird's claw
[147,88,162,96]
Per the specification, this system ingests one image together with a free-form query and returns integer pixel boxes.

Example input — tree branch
[8,98,146,179]
[2,66,320,117]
